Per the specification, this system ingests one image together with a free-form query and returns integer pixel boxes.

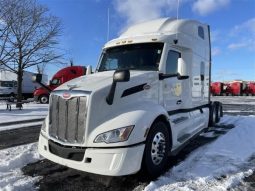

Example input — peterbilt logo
[62,92,71,99]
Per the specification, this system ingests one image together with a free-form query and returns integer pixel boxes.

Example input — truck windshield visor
[98,43,164,72]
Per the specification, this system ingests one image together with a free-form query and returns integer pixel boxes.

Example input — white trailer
[38,18,222,177]
[0,70,47,98]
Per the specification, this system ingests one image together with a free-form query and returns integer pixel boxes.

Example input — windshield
[50,78,60,85]
[0,81,16,87]
[97,43,164,72]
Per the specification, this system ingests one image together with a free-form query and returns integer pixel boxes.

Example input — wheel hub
[41,96,48,104]
[151,132,166,165]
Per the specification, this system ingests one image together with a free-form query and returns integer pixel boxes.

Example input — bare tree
[36,63,46,74]
[0,0,62,105]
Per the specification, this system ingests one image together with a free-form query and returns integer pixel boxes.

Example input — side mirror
[32,74,42,83]
[86,65,92,75]
[106,70,130,105]
[113,70,130,82]
[177,58,189,80]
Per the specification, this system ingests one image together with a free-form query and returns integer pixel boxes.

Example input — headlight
[94,126,134,143]
[41,119,46,132]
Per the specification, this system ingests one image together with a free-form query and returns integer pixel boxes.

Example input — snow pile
[145,115,255,191]
[0,143,41,191]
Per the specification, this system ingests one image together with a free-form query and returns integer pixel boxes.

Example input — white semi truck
[0,70,47,98]
[38,18,222,177]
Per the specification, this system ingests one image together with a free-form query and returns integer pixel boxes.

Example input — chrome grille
[49,94,87,144]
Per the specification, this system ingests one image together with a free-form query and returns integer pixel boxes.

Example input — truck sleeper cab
[38,18,222,178]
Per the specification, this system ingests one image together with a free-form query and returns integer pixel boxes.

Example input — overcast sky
[39,0,255,81]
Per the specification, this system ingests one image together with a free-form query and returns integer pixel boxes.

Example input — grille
[49,94,87,144]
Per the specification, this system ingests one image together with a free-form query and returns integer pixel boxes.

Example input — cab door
[162,48,193,149]
[162,49,182,112]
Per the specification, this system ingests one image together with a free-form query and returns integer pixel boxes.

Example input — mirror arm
[106,81,117,105]
[32,74,52,92]
[177,73,189,80]
[106,70,130,105]
[159,73,178,80]
[38,82,52,92]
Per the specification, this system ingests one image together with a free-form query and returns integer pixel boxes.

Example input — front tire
[39,95,49,104]
[142,121,170,179]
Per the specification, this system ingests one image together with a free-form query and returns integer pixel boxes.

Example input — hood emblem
[67,84,79,90]
[63,92,71,99]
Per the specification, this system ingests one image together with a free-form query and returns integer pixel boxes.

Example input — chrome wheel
[40,96,49,104]
[151,132,166,165]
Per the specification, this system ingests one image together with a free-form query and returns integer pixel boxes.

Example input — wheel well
[39,94,49,99]
[150,115,173,149]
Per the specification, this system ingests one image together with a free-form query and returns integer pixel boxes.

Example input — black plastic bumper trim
[47,138,145,150]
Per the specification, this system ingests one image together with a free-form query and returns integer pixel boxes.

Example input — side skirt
[168,128,205,156]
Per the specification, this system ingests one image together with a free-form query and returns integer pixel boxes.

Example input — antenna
[174,0,180,44]
[177,0,180,20]
[107,8,110,41]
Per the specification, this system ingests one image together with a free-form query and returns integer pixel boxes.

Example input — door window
[166,50,180,75]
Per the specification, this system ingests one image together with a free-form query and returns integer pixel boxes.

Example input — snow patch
[145,115,255,191]
[0,103,47,131]
[0,143,41,191]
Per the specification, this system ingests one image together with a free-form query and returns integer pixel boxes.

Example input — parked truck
[37,18,222,178]
[224,81,243,96]
[33,66,87,104]
[0,70,47,99]
[241,81,255,96]
[211,81,255,96]
[210,82,224,96]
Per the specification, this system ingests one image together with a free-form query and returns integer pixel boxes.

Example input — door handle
[176,100,182,105]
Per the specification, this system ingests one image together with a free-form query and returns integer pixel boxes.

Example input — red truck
[211,81,240,96]
[34,66,86,103]
[224,81,242,96]
[211,82,224,96]
[242,82,255,96]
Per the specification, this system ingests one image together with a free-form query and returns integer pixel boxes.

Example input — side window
[166,50,180,74]
[198,26,204,39]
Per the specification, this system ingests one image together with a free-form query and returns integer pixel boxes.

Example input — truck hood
[55,70,157,92]
[48,70,159,147]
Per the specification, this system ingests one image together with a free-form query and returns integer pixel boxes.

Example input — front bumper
[38,133,145,176]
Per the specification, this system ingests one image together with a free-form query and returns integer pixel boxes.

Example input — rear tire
[215,102,222,123]
[39,95,49,104]
[142,121,170,179]
[209,103,218,126]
